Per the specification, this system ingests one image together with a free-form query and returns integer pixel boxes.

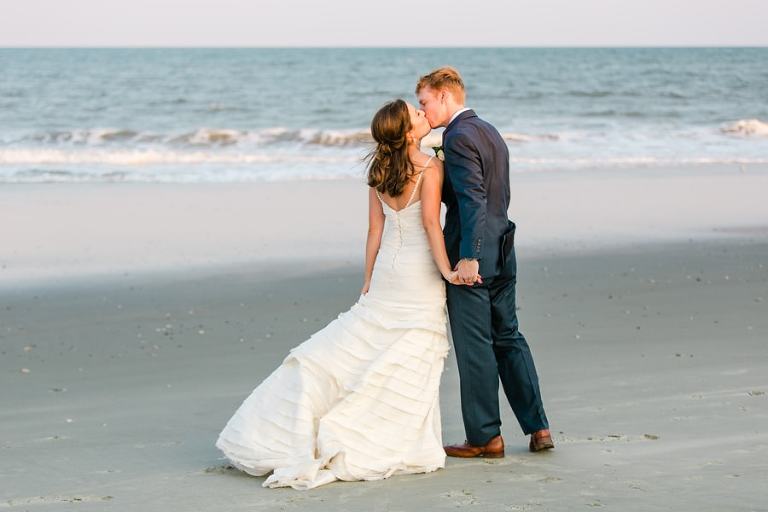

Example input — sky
[1,0,766,47]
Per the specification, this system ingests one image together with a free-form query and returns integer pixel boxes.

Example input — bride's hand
[444,270,463,285]
[444,270,481,286]
[361,280,371,295]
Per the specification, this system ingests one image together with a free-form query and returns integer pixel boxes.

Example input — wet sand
[2,237,767,511]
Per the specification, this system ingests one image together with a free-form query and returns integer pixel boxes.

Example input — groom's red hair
[416,66,466,103]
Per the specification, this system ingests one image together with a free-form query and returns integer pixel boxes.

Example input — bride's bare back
[378,154,437,212]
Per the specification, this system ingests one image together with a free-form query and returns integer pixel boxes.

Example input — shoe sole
[446,452,504,459]
[445,450,505,458]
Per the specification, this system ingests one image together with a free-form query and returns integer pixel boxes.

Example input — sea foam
[721,119,768,137]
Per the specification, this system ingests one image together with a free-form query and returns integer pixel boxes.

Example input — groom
[416,67,553,457]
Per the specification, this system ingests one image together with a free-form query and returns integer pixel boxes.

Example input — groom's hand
[455,258,481,285]
[445,270,464,286]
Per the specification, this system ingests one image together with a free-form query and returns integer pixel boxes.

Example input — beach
[2,166,767,511]
[3,42,768,512]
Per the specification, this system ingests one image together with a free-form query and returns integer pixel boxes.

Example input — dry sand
[2,164,767,286]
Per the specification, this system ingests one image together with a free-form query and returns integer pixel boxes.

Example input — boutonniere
[432,145,445,162]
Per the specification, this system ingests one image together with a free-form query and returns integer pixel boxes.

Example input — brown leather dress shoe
[444,435,505,458]
[529,429,555,452]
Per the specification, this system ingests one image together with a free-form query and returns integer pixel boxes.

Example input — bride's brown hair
[366,99,415,197]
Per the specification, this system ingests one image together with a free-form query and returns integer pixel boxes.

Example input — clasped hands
[444,258,483,286]
[362,259,482,295]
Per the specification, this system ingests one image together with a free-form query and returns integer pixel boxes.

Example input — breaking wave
[4,128,376,148]
[721,119,768,137]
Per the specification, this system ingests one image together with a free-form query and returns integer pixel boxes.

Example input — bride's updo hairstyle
[366,99,415,198]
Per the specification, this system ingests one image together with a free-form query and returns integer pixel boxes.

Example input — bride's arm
[362,187,385,294]
[421,162,458,283]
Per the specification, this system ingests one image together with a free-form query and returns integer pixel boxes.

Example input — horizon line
[1,44,767,50]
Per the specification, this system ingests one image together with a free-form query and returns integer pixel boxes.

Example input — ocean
[0,47,766,183]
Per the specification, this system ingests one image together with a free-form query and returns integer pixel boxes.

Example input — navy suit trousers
[446,246,549,445]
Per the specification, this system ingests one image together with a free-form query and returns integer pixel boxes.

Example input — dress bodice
[375,156,434,253]
[379,200,429,250]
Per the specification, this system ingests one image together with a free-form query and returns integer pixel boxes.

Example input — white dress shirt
[447,107,471,126]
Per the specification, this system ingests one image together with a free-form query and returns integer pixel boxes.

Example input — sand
[2,165,768,510]
[2,164,767,286]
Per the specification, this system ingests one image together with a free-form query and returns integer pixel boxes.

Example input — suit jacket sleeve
[444,131,486,260]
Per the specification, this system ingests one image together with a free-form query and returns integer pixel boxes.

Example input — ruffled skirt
[215,288,450,490]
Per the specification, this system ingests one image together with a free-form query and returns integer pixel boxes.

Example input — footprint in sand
[1,495,113,508]
[507,505,542,511]
[576,434,659,444]
[203,463,239,474]
[441,489,479,506]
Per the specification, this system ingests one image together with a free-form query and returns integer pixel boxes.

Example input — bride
[215,99,475,490]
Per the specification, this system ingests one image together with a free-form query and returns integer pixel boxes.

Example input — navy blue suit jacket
[442,109,513,278]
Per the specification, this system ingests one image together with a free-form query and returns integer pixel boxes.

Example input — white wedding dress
[215,164,450,490]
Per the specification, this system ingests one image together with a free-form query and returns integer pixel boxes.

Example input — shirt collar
[447,107,471,126]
